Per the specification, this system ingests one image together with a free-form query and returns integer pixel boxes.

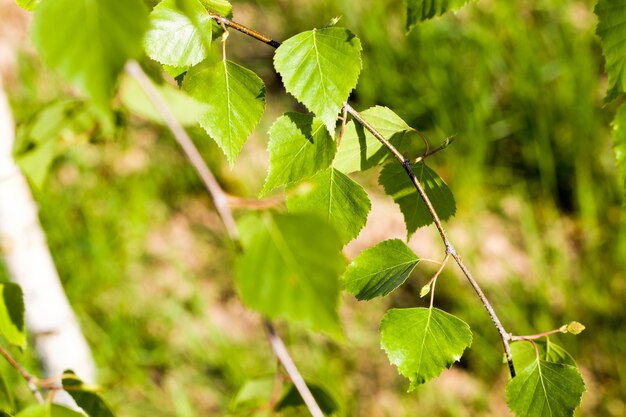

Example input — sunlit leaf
[62,370,115,417]
[274,28,362,133]
[506,359,585,417]
[379,162,456,239]
[595,0,626,102]
[236,213,344,336]
[144,0,213,68]
[405,0,473,32]
[287,168,370,245]
[0,283,26,349]
[261,113,336,196]
[200,0,232,16]
[611,102,626,195]
[15,0,42,10]
[186,60,266,166]
[342,239,419,300]
[334,106,413,174]
[381,308,471,390]
[32,0,149,114]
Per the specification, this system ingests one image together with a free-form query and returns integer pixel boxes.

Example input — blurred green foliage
[2,0,625,416]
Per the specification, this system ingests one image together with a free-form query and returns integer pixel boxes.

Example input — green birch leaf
[16,404,83,417]
[186,60,266,166]
[334,106,413,174]
[611,102,626,195]
[406,0,473,33]
[379,162,456,239]
[0,283,26,349]
[120,75,209,126]
[509,340,576,371]
[144,0,213,68]
[286,168,370,245]
[506,360,585,417]
[32,0,149,115]
[273,27,362,133]
[261,113,336,196]
[62,370,114,417]
[342,239,419,300]
[15,0,42,11]
[380,308,472,390]
[595,0,626,102]
[235,212,344,336]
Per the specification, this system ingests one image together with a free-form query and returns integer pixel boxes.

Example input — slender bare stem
[510,326,567,342]
[0,345,44,403]
[199,13,517,378]
[264,321,325,417]
[125,61,240,244]
[126,61,327,416]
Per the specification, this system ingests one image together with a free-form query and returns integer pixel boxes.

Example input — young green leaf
[186,60,266,166]
[31,0,149,115]
[235,212,345,336]
[566,321,585,335]
[261,113,336,196]
[405,0,473,32]
[506,360,585,417]
[510,340,576,371]
[0,283,26,349]
[334,106,413,174]
[611,102,626,195]
[342,239,419,300]
[144,0,213,68]
[595,0,626,102]
[16,404,84,417]
[380,308,472,390]
[15,0,42,10]
[62,370,115,417]
[120,75,209,126]
[286,168,371,245]
[379,162,456,239]
[273,27,362,133]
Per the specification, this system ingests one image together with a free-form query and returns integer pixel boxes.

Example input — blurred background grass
[1,0,625,415]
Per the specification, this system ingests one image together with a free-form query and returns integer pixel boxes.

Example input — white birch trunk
[0,78,96,386]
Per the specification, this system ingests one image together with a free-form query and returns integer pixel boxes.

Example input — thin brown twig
[126,61,327,416]
[0,345,44,403]
[202,13,517,378]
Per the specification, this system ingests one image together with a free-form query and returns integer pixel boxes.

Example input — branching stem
[201,12,517,378]
[0,345,44,403]
[125,61,326,416]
